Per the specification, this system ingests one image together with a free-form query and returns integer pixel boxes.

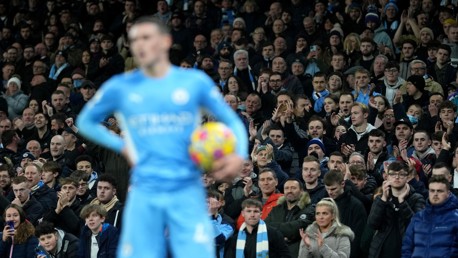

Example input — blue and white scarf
[49,63,69,80]
[236,219,269,258]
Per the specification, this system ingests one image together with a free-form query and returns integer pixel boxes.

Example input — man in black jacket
[367,160,425,258]
[226,199,291,258]
[265,179,315,257]
[11,176,43,225]
[24,162,57,211]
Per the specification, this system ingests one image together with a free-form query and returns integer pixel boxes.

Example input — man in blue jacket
[402,175,458,258]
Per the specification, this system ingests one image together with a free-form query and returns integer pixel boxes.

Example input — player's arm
[76,79,125,153]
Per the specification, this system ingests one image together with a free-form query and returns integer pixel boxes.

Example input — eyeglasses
[388,172,409,178]
[384,68,398,73]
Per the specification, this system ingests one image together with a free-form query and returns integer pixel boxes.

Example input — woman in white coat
[298,198,354,258]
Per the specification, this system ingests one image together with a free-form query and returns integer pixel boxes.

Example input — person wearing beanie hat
[403,75,429,110]
[3,76,28,119]
[382,1,399,38]
[306,138,329,176]
[365,12,395,55]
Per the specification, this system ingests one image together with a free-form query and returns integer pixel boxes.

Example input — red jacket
[236,193,283,229]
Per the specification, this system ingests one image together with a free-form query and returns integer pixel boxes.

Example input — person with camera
[35,221,79,258]
[367,160,425,258]
[0,204,38,258]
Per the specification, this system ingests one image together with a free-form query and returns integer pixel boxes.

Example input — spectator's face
[440,108,455,122]
[436,48,450,65]
[407,105,421,119]
[385,6,397,19]
[269,3,282,18]
[60,12,71,25]
[22,108,35,126]
[193,35,207,50]
[308,120,325,138]
[417,13,428,27]
[6,49,17,62]
[85,211,105,233]
[276,94,290,107]
[350,106,366,126]
[44,33,55,47]
[61,183,77,201]
[1,28,10,39]
[26,141,41,159]
[0,170,10,189]
[20,27,31,39]
[241,206,261,226]
[76,160,92,175]
[272,19,284,34]
[315,205,334,229]
[80,86,95,101]
[201,57,213,70]
[422,0,433,13]
[384,66,399,83]
[325,181,344,199]
[360,42,373,56]
[331,55,345,70]
[387,169,409,189]
[35,114,48,129]
[350,175,366,190]
[302,161,320,184]
[33,61,46,75]
[55,54,66,66]
[217,62,231,79]
[101,39,113,51]
[234,53,248,69]
[50,136,65,157]
[402,43,415,59]
[81,51,91,64]
[255,149,270,167]
[368,135,385,154]
[373,57,386,74]
[339,95,353,116]
[307,144,324,159]
[291,62,304,76]
[272,57,286,73]
[269,129,285,146]
[413,132,431,152]
[430,95,443,107]
[51,93,65,111]
[125,1,135,13]
[328,155,344,171]
[262,45,274,59]
[97,181,116,204]
[241,160,253,177]
[312,76,326,92]
[24,166,41,187]
[245,94,261,114]
[90,40,100,53]
[12,182,30,203]
[194,1,205,15]
[0,119,11,135]
[355,72,370,88]
[395,124,412,141]
[449,27,458,43]
[41,170,56,184]
[429,182,449,205]
[349,8,361,20]
[224,94,238,111]
[329,35,340,47]
[38,232,58,253]
[334,125,347,139]
[77,180,88,196]
[303,19,315,34]
[227,77,239,93]
[284,180,302,203]
[230,30,242,43]
[383,110,395,129]
[273,38,286,52]
[269,74,282,91]
[29,99,39,113]
[420,31,432,44]
[258,171,277,195]
[23,47,34,61]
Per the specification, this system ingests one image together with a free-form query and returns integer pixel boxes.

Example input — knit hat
[384,2,399,13]
[56,50,68,60]
[330,24,344,38]
[7,77,21,90]
[407,75,425,93]
[233,17,246,28]
[217,41,232,52]
[420,27,434,39]
[443,18,457,26]
[365,12,380,24]
[306,138,326,153]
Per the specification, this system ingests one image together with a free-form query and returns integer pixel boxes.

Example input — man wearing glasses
[367,160,425,258]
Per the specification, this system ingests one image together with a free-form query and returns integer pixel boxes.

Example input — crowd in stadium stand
[0,0,456,257]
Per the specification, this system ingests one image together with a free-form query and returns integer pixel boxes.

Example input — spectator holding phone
[367,161,425,258]
[35,221,79,258]
[0,204,38,258]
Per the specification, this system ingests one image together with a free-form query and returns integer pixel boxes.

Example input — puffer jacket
[401,194,458,258]
[298,221,355,258]
[265,192,316,257]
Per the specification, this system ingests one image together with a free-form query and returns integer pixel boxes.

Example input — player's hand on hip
[211,154,243,182]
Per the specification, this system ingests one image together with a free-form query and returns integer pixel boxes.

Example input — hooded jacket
[339,123,376,154]
[47,229,79,258]
[401,194,458,258]
[265,192,316,257]
[298,221,355,258]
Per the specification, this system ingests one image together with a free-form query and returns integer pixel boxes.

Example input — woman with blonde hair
[343,33,361,67]
[298,198,354,258]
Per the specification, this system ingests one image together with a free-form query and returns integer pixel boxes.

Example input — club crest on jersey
[172,88,190,105]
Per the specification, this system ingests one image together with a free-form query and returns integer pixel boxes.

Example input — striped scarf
[236,219,268,258]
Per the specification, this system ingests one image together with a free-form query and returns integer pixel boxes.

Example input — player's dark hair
[133,16,170,35]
